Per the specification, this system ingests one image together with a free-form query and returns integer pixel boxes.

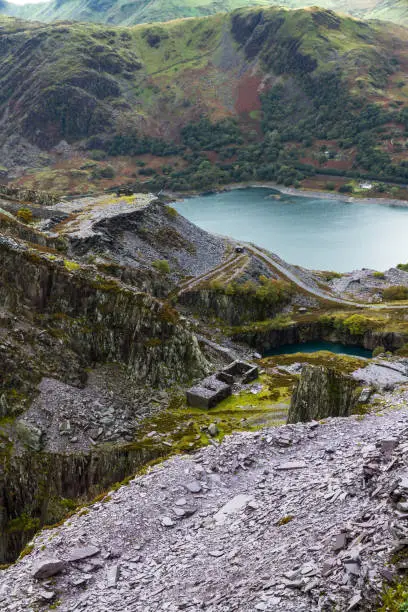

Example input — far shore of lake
[169,181,408,208]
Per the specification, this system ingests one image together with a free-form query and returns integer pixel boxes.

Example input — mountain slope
[3,0,408,27]
[369,0,408,24]
[1,7,408,193]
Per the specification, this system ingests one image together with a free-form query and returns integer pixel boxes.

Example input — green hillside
[1,7,408,193]
[3,0,408,27]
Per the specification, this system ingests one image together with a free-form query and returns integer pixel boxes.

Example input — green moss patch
[262,350,367,375]
[380,578,408,612]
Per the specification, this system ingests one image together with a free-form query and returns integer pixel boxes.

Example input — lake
[174,187,408,271]
[263,341,372,358]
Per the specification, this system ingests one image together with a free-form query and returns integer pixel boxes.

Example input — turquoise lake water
[175,187,408,272]
[263,341,372,358]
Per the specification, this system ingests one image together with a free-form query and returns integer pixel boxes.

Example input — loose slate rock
[214,494,254,525]
[348,592,362,610]
[276,461,307,471]
[37,590,56,602]
[161,516,175,527]
[208,423,219,437]
[106,564,120,588]
[333,532,348,552]
[185,480,202,493]
[67,546,100,562]
[344,561,360,576]
[32,557,65,579]
[173,507,186,518]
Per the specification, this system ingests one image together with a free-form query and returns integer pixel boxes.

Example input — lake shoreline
[173,185,408,271]
[169,181,408,208]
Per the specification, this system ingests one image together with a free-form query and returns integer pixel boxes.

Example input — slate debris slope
[3,394,408,610]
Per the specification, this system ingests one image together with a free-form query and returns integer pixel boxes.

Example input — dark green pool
[264,341,372,358]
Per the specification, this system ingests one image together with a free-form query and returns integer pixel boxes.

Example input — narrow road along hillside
[244,244,408,311]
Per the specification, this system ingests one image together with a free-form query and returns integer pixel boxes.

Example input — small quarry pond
[175,187,408,271]
[264,341,372,358]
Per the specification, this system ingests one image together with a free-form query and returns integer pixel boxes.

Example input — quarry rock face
[0,196,213,564]
[287,365,360,424]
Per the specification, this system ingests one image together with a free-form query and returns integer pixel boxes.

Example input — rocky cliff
[287,364,360,423]
[0,194,217,562]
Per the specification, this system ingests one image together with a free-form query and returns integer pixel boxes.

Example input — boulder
[16,420,44,451]
[208,423,219,437]
[32,557,65,579]
[67,546,100,562]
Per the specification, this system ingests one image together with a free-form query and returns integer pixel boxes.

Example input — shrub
[100,165,115,179]
[277,515,294,526]
[373,346,385,357]
[209,280,224,292]
[396,344,408,357]
[64,260,80,272]
[152,259,170,274]
[6,513,40,533]
[159,302,178,324]
[89,149,107,161]
[91,165,115,179]
[16,208,33,224]
[139,167,155,176]
[373,271,385,279]
[397,263,408,272]
[383,285,408,301]
[165,206,178,218]
[222,276,293,306]
[338,184,354,194]
[341,314,373,336]
[322,271,342,282]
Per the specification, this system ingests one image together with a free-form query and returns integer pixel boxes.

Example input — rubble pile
[3,400,408,610]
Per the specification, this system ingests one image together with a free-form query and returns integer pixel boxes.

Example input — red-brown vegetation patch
[301,176,349,190]
[205,151,219,163]
[324,159,353,171]
[235,74,262,114]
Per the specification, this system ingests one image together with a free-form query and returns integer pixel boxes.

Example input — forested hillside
[1,7,408,193]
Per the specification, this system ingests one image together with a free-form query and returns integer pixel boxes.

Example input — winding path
[244,244,365,308]
[176,252,247,296]
[245,244,408,310]
[177,241,408,311]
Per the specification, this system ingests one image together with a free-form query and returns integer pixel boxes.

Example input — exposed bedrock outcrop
[0,444,163,564]
[231,321,408,354]
[0,202,215,563]
[287,364,360,424]
[178,289,290,326]
[0,240,208,386]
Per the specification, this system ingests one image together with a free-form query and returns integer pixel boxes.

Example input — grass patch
[64,259,80,272]
[262,350,367,375]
